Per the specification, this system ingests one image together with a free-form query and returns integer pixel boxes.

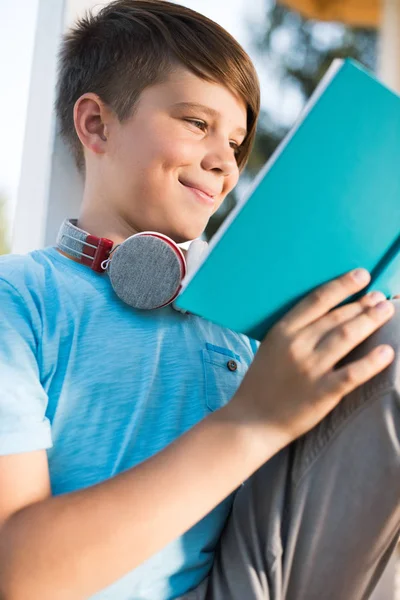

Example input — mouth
[179,179,218,207]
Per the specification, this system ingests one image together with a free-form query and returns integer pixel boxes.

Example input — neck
[55,205,136,264]
[77,205,140,249]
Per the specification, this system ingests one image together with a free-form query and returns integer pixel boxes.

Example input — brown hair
[55,0,260,173]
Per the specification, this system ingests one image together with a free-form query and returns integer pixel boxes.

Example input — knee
[349,299,400,398]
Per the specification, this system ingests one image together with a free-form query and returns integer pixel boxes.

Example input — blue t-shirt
[0,247,258,599]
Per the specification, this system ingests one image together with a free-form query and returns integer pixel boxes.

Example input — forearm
[0,403,286,600]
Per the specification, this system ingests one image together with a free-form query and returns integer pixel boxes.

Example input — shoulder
[0,251,41,319]
[0,249,59,333]
[0,248,51,292]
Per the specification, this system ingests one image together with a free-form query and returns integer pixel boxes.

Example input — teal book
[174,59,400,341]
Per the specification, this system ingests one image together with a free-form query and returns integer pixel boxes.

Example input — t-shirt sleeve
[0,276,52,455]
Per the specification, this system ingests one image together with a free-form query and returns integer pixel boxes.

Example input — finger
[305,290,387,347]
[279,268,371,335]
[314,300,395,374]
[324,343,395,399]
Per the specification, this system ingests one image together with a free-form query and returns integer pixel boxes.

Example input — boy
[0,1,399,598]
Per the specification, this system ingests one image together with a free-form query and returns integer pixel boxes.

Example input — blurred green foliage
[204,1,377,240]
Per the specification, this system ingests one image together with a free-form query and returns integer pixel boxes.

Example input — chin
[162,221,208,245]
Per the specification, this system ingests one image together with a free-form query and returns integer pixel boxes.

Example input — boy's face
[93,67,247,243]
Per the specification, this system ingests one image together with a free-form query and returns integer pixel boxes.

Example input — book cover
[174,59,400,341]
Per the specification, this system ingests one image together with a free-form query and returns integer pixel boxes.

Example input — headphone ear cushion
[172,239,208,315]
[185,239,209,278]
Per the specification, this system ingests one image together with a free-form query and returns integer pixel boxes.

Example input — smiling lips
[179,179,219,207]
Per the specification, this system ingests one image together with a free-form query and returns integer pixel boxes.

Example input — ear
[73,93,111,158]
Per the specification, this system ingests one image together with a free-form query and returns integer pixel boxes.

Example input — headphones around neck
[56,218,208,312]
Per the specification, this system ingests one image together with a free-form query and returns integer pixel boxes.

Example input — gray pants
[182,301,400,600]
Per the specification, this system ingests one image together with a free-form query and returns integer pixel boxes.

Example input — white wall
[12,0,68,253]
[11,0,110,254]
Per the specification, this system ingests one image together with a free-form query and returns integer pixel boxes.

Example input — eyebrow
[172,102,247,138]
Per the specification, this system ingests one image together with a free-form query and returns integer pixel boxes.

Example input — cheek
[144,120,197,165]
[135,139,196,175]
[158,136,198,169]
[214,172,239,212]
[225,171,240,195]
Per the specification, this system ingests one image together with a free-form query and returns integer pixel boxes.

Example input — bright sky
[0,0,299,232]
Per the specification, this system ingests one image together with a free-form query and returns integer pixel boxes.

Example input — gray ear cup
[107,234,185,310]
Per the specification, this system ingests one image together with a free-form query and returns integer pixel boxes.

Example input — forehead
[138,67,247,130]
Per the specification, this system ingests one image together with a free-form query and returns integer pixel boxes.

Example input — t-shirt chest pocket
[202,343,247,412]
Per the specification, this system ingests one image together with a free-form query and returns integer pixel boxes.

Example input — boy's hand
[229,269,396,450]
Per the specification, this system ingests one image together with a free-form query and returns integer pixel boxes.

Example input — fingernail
[352,268,370,283]
[368,291,386,304]
[375,300,393,313]
[378,346,394,361]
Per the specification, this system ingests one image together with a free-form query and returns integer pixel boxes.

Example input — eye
[185,118,207,131]
[230,141,242,156]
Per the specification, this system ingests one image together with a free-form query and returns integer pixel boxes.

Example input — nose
[200,137,238,178]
